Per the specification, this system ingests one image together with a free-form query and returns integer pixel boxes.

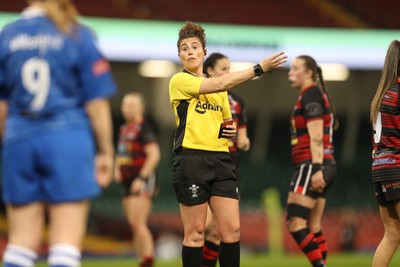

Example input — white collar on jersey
[21,6,46,19]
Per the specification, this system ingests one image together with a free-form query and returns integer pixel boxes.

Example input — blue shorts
[2,130,100,205]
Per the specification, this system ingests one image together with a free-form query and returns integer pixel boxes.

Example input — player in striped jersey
[370,40,400,267]
[285,55,338,267]
[114,93,160,267]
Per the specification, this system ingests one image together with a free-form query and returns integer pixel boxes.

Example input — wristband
[311,163,322,175]
[137,174,148,182]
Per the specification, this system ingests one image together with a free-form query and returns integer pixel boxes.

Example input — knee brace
[286,203,311,220]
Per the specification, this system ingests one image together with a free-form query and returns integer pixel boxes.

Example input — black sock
[219,241,240,267]
[291,228,324,267]
[182,245,202,267]
[203,240,219,267]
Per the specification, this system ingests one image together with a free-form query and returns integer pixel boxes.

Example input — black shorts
[374,180,400,205]
[289,163,336,199]
[121,172,158,198]
[231,154,241,185]
[172,150,239,206]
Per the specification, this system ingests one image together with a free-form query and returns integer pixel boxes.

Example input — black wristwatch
[253,64,264,77]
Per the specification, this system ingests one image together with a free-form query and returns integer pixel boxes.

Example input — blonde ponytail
[42,0,79,34]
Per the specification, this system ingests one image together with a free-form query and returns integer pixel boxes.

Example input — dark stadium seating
[0,0,398,29]
[335,0,400,29]
[144,0,341,27]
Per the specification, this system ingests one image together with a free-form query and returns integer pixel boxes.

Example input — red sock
[139,256,154,267]
[291,228,324,267]
[314,231,328,264]
[202,240,219,267]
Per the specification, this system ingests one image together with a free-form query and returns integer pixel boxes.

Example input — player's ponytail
[317,66,339,130]
[40,0,79,34]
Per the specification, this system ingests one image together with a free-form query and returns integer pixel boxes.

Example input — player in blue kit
[0,1,116,267]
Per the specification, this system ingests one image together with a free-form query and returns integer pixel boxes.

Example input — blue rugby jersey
[0,7,116,145]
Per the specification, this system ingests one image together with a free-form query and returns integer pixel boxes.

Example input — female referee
[169,21,286,267]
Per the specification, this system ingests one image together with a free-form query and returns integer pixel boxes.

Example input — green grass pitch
[35,252,400,267]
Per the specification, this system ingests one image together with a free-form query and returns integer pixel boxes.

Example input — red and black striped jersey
[116,119,158,181]
[228,92,248,156]
[290,84,335,165]
[372,80,400,182]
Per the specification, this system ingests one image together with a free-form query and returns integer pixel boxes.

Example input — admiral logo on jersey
[195,100,223,114]
[10,34,64,51]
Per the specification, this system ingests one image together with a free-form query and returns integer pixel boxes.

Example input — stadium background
[0,0,399,263]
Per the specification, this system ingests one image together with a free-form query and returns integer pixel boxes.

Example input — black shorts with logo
[172,149,239,206]
[289,163,336,199]
[374,179,400,205]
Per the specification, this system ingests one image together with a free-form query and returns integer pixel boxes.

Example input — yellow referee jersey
[169,71,232,152]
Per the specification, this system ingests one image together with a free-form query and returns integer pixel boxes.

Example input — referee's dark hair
[177,21,206,52]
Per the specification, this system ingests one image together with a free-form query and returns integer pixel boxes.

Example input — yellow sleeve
[222,91,232,120]
[169,72,203,100]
